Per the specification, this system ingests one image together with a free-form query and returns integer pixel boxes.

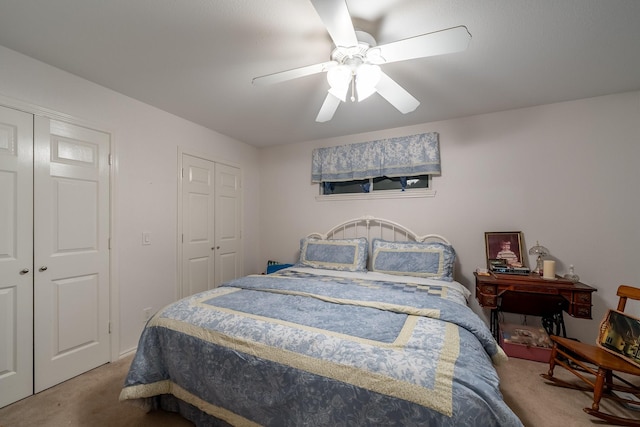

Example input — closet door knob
[39,266,48,272]
[20,268,30,274]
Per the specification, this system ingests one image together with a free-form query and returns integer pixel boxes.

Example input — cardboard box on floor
[499,323,553,363]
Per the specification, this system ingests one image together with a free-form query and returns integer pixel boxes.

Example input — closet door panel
[54,178,98,251]
[181,154,215,297]
[214,163,242,286]
[34,118,110,393]
[0,105,33,408]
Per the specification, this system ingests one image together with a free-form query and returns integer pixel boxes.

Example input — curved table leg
[542,311,566,337]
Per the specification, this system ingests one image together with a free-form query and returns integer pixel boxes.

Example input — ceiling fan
[252,0,472,123]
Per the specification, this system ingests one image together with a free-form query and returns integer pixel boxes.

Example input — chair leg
[583,367,640,426]
[547,344,558,377]
[591,367,607,411]
[605,370,615,393]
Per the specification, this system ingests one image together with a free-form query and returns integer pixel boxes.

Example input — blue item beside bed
[265,263,293,274]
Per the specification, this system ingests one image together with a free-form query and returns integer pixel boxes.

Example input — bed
[120,216,522,426]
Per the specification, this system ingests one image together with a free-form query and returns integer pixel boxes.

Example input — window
[311,132,440,200]
[321,175,430,195]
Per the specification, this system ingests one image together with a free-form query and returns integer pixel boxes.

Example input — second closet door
[181,154,242,298]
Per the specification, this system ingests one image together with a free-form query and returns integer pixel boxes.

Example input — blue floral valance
[311,132,440,183]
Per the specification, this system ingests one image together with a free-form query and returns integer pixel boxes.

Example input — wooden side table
[474,272,597,339]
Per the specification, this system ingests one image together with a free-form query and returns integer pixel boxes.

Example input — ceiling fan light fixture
[327,64,352,102]
[328,85,349,103]
[355,63,381,101]
[356,83,376,101]
[327,65,351,89]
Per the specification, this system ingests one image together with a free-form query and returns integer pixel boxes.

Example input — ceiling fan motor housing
[330,31,382,67]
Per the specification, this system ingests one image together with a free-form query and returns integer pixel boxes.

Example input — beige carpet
[0,355,193,427]
[1,354,638,426]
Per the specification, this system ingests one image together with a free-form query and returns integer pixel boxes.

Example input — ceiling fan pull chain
[350,74,356,102]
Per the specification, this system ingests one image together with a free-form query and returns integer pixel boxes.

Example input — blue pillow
[371,238,455,281]
[298,237,368,272]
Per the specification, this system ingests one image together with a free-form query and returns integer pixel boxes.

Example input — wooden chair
[541,285,640,426]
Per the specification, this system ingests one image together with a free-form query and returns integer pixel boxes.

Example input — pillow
[371,238,455,281]
[298,237,368,272]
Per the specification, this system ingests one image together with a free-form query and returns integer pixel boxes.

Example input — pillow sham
[371,238,455,281]
[297,237,368,272]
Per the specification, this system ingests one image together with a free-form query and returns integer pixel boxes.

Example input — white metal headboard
[306,215,450,245]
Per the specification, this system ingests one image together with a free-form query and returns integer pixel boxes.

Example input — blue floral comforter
[120,268,522,426]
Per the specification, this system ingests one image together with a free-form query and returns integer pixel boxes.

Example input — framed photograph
[485,231,524,268]
[598,310,640,368]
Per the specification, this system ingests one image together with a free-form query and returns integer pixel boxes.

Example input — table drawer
[569,304,592,319]
[573,291,592,305]
[477,293,497,308]
[478,284,497,295]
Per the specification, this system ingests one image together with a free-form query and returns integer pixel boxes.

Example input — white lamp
[528,241,549,275]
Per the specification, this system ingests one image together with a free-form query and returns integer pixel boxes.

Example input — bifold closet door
[180,154,242,298]
[0,105,34,408]
[33,117,111,393]
[0,109,111,406]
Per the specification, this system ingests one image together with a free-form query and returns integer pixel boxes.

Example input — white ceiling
[0,0,639,147]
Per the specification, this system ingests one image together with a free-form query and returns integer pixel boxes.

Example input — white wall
[0,45,262,356]
[259,91,640,344]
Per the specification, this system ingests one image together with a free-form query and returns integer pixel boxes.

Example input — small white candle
[543,260,556,279]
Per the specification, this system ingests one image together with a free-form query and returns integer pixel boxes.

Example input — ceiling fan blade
[310,0,358,47]
[375,71,420,114]
[376,25,471,64]
[316,93,342,122]
[252,61,336,85]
